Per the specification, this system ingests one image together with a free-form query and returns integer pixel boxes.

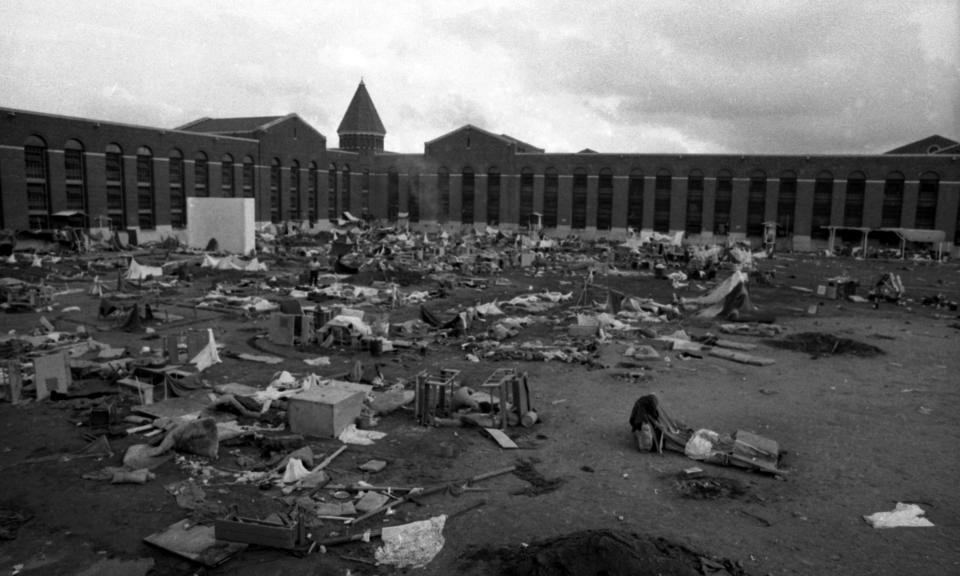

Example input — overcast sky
[2,0,958,154]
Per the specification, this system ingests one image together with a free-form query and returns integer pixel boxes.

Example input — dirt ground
[1,249,958,576]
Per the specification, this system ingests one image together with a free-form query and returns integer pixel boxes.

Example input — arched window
[221,153,235,197]
[747,169,767,237]
[105,143,126,229]
[193,152,208,197]
[714,169,733,235]
[308,162,318,224]
[811,170,833,240]
[136,146,155,229]
[627,169,644,231]
[387,168,400,220]
[340,165,351,214]
[289,159,300,220]
[844,171,866,227]
[328,163,338,220]
[461,167,475,224]
[487,166,501,225]
[543,167,559,228]
[777,170,797,235]
[408,172,420,223]
[882,171,904,228]
[438,167,450,223]
[361,169,371,213]
[685,169,704,234]
[571,168,587,229]
[169,149,185,228]
[24,135,50,229]
[597,168,613,231]
[242,156,255,198]
[64,139,88,224]
[270,158,281,223]
[916,172,939,230]
[654,168,672,233]
[519,168,534,229]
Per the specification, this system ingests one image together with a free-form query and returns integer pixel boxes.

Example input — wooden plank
[4,361,22,404]
[714,339,758,351]
[214,518,296,549]
[483,428,518,449]
[708,348,775,366]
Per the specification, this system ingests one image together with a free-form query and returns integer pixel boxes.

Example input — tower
[337,80,386,152]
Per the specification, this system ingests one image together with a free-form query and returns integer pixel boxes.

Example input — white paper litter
[863,503,934,528]
[282,458,311,483]
[338,424,387,446]
[375,515,447,568]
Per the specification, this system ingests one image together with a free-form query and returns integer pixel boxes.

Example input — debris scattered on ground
[766,332,885,358]
[375,514,448,569]
[460,529,747,576]
[511,458,565,496]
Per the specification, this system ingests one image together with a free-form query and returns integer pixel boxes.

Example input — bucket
[521,410,539,427]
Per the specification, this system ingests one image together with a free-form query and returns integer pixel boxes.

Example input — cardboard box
[33,351,71,400]
[288,387,365,438]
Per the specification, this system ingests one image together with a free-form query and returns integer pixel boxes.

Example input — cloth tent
[125,259,164,281]
[189,328,222,372]
[201,254,268,271]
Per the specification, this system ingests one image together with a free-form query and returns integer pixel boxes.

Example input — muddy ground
[1,250,958,576]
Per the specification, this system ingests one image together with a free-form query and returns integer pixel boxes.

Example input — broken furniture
[478,368,532,429]
[288,386,366,438]
[215,513,308,551]
[145,519,247,567]
[117,365,198,405]
[2,281,53,310]
[117,377,159,405]
[414,368,462,425]
[270,313,315,346]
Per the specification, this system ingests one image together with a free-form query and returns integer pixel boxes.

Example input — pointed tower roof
[337,80,386,136]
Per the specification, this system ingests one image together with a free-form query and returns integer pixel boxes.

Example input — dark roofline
[425,124,516,147]
[1,106,258,143]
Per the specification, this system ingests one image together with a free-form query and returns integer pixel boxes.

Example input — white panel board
[186,198,255,254]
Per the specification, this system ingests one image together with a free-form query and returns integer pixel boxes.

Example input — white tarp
[863,503,934,528]
[189,328,222,372]
[201,254,268,271]
[125,259,164,280]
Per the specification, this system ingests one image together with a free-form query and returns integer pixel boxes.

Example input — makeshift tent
[125,259,164,281]
[876,228,947,260]
[189,329,222,372]
[200,254,268,271]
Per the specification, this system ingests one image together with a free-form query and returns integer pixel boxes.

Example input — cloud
[0,0,956,154]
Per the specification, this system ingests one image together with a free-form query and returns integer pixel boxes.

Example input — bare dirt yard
[1,247,958,576]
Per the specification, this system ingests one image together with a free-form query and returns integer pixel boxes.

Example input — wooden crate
[288,387,365,438]
[214,516,302,550]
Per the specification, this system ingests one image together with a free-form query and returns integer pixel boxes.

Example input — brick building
[2,82,959,253]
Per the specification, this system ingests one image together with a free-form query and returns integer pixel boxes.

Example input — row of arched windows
[14,135,946,238]
[429,165,942,236]
[18,135,325,229]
